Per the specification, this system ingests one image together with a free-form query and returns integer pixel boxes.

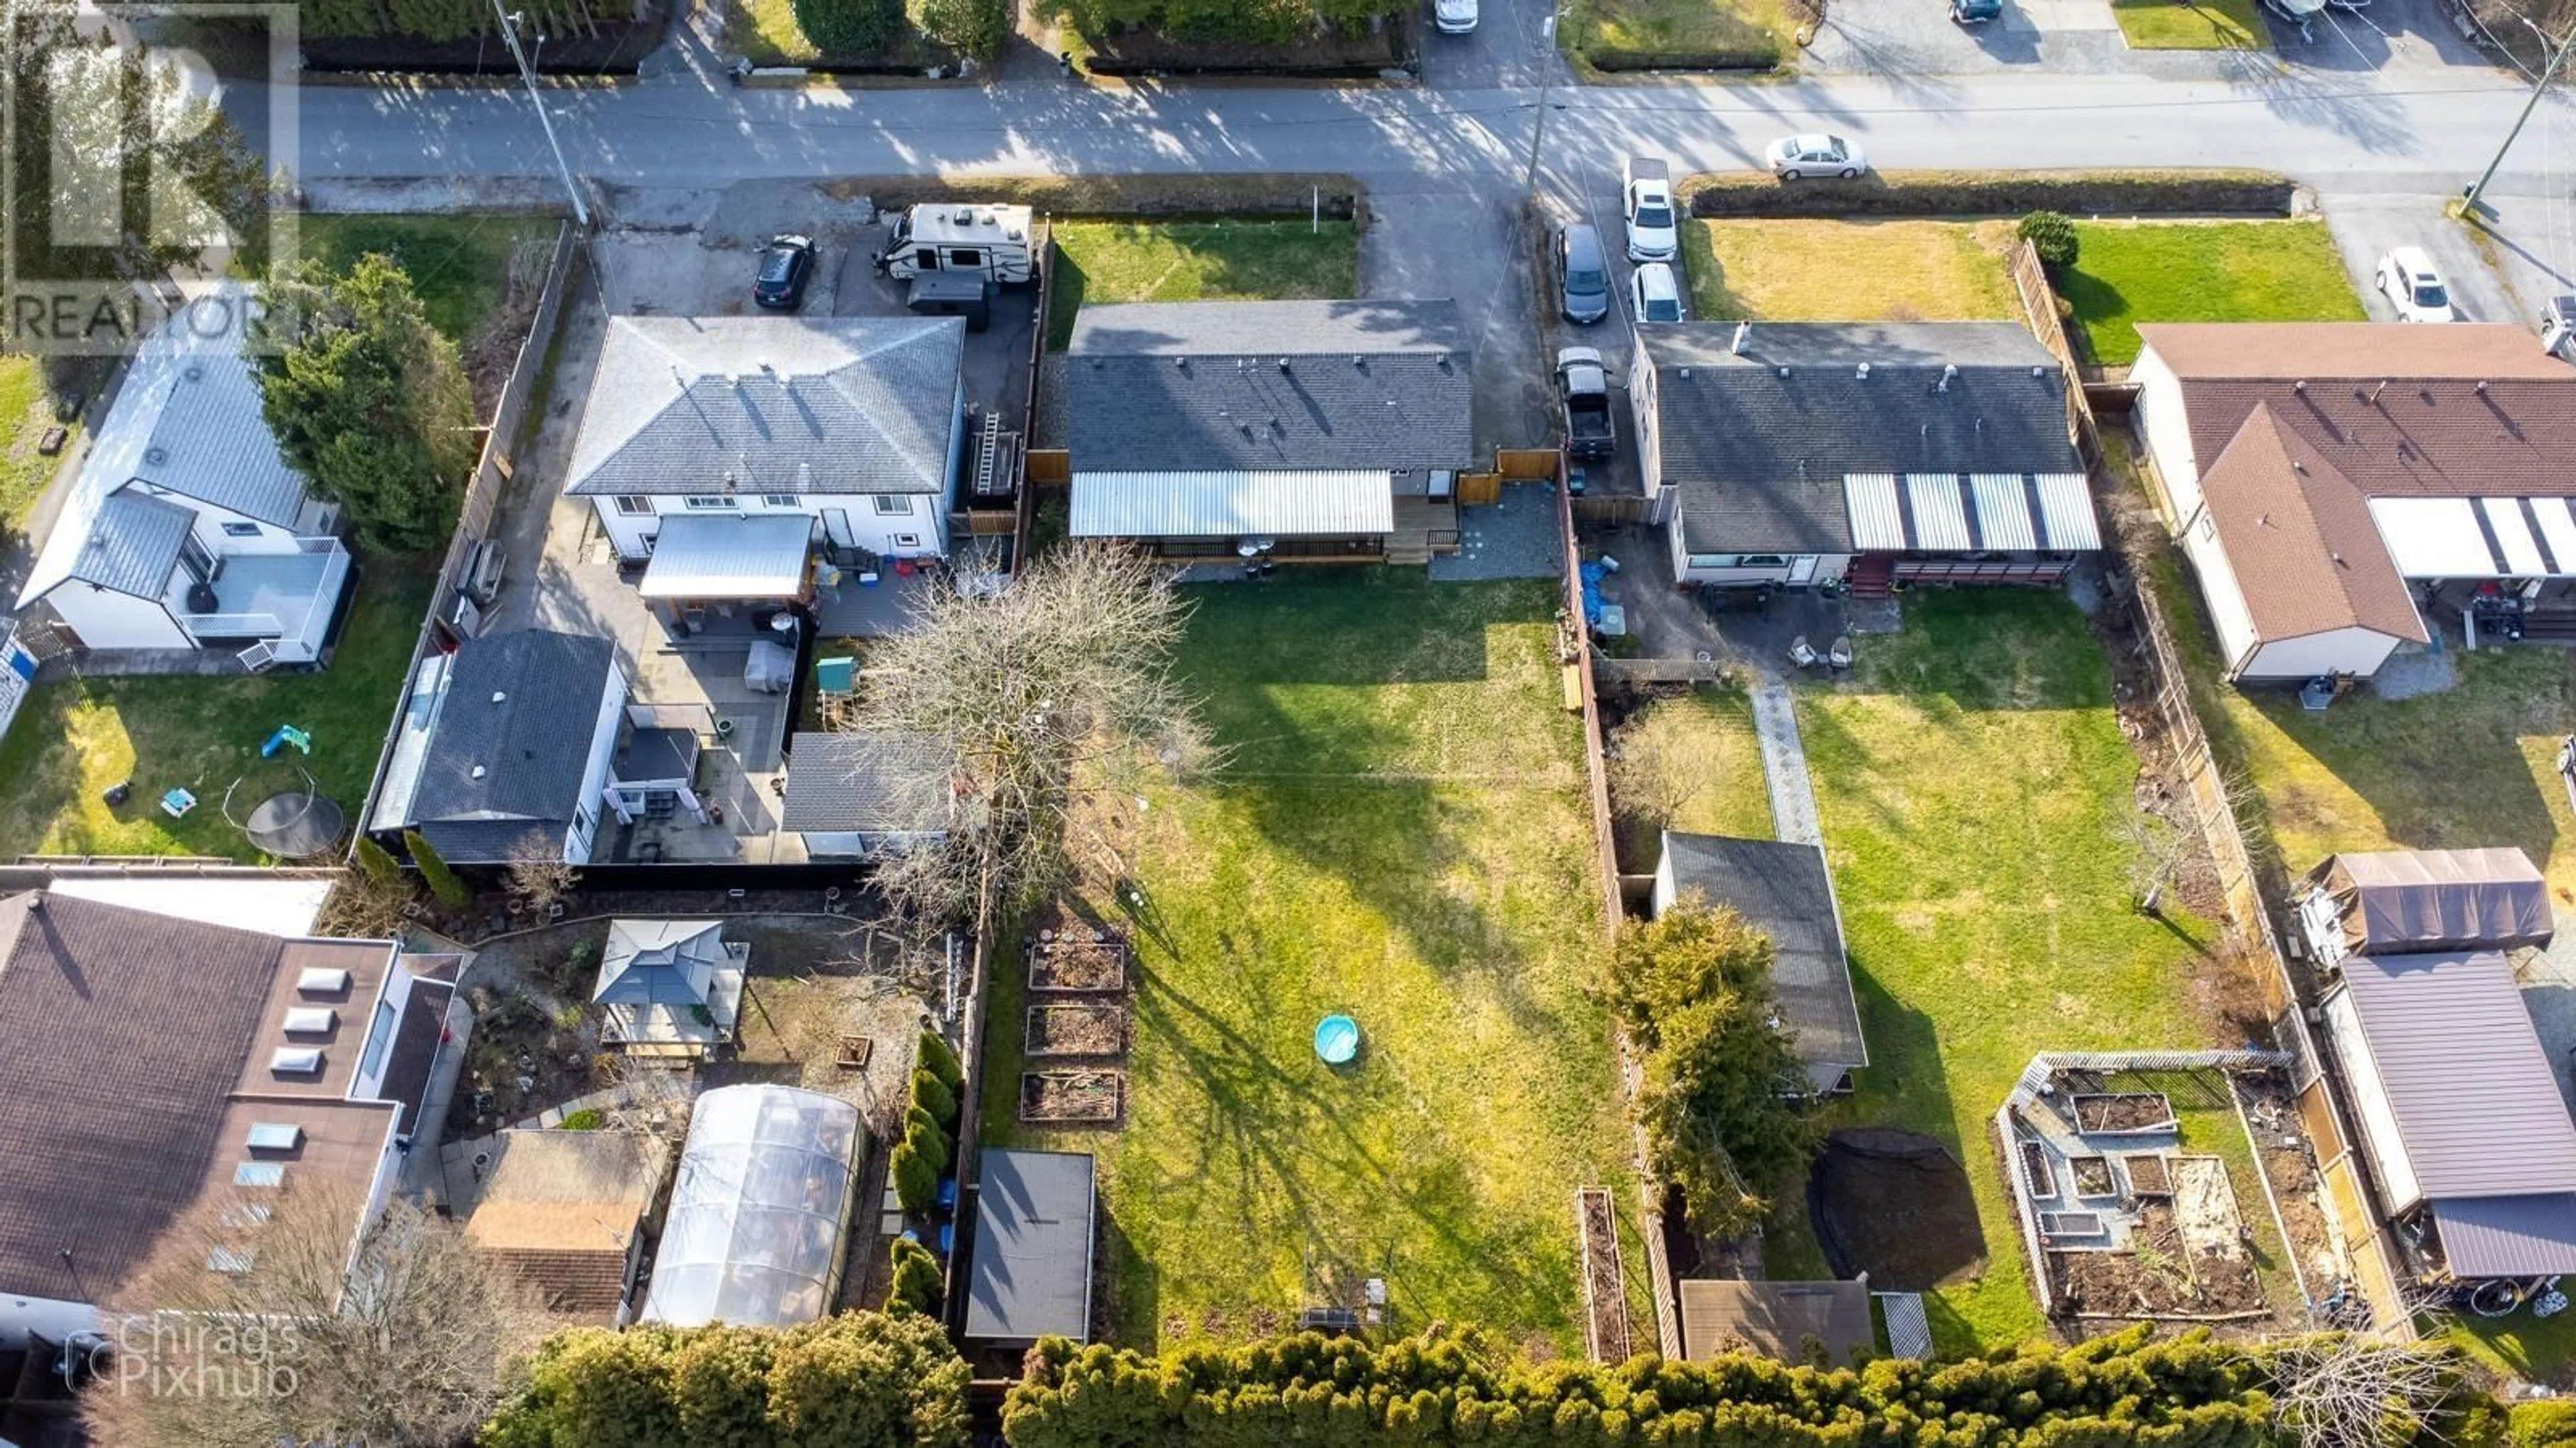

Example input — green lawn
[1046,221,1359,350]
[1566,0,1800,67]
[2057,219,2363,369]
[1687,219,2018,323]
[1786,590,2219,1351]
[299,213,559,349]
[981,573,1634,1353]
[1607,685,1772,870]
[726,0,957,66]
[0,565,431,862]
[0,357,71,532]
[2110,0,2266,48]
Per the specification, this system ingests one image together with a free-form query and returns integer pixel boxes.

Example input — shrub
[904,1107,949,1174]
[2019,209,2080,268]
[403,829,470,908]
[1584,43,1780,70]
[885,1238,944,1316]
[2516,1400,2576,1448]
[354,834,402,889]
[480,1312,967,1448]
[920,0,1007,56]
[1680,167,2297,220]
[794,0,906,56]
[890,1140,938,1214]
[910,1067,957,1127]
[917,1031,965,1091]
[558,1108,603,1131]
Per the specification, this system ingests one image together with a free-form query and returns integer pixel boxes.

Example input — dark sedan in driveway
[753,234,817,310]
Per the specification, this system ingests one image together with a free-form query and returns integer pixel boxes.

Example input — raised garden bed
[2038,1210,2107,1241]
[2074,1092,2177,1135]
[1026,1003,1128,1058]
[1021,1070,1123,1123]
[2071,1155,2117,1198]
[2019,1139,2056,1198]
[1575,1187,1630,1363]
[1027,929,1130,993]
[2051,1197,2267,1319]
[2124,1153,2171,1196]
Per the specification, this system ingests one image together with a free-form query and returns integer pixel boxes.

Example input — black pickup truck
[1557,347,1616,460]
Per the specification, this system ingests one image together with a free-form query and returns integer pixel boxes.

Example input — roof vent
[2294,380,2307,393]
[1938,364,1957,393]
[182,364,205,383]
[1731,321,1750,356]
[490,690,507,705]
[2369,380,2390,405]
[470,764,487,780]
[1678,367,1692,380]
[283,1007,335,1035]
[1777,366,1790,379]
[2031,366,2046,378]
[1175,356,1187,369]
[246,1123,303,1151]
[2477,380,2491,393]
[268,1047,322,1076]
[1352,355,1365,368]
[297,967,349,996]
[1278,358,1291,373]
[1856,362,1871,380]
[144,446,168,466]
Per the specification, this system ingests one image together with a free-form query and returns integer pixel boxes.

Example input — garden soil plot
[2051,1194,2265,1321]
[2234,1072,2340,1290]
[2076,1093,2176,1133]
[1026,1003,1130,1058]
[1027,931,1130,994]
[1022,1070,1124,1124]
[2126,1154,2172,1195]
[1577,1188,1631,1363]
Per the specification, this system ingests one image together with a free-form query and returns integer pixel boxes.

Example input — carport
[638,515,815,639]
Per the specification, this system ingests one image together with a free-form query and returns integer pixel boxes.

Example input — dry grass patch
[1686,219,2018,323]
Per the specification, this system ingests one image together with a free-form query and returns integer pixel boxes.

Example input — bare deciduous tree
[83,1188,548,1448]
[1606,707,1709,835]
[503,837,580,917]
[313,868,416,938]
[845,544,1208,923]
[2268,1325,2461,1448]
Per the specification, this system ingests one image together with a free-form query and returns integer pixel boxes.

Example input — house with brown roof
[2131,323,2576,681]
[0,892,457,1351]
[463,1129,672,1324]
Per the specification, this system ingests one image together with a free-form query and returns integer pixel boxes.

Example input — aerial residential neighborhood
[7,0,2576,1442]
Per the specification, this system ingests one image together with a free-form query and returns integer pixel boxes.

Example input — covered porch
[1071,469,1398,563]
[639,515,818,640]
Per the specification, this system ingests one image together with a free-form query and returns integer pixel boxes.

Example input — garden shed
[1678,1279,1873,1364]
[594,919,747,1058]
[2298,847,2552,965]
[637,1085,865,1328]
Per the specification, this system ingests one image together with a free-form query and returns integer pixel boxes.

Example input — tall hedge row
[1002,1326,2332,1448]
[1679,168,2298,220]
[478,1312,969,1448]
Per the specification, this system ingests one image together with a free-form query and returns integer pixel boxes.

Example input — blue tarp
[1578,560,1609,625]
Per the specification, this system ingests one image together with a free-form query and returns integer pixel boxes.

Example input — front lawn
[1566,0,1801,69]
[2110,0,2266,48]
[0,565,431,862]
[299,213,559,350]
[981,573,1634,1352]
[1686,219,2017,323]
[1786,590,2220,1351]
[1046,220,1359,350]
[2057,219,2363,369]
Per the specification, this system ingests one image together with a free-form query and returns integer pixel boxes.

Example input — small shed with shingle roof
[465,1129,672,1323]
[1679,1279,1874,1364]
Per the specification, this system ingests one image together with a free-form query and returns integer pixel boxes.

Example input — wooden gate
[1457,472,1502,506]
[1497,448,1560,481]
[1024,449,1071,487]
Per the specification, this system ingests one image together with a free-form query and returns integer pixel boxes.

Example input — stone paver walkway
[1750,678,1824,848]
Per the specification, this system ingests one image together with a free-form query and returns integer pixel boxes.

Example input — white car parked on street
[1631,262,1686,323]
[2375,246,2457,323]
[1434,0,1477,33]
[1766,134,1867,180]
[1623,155,1679,262]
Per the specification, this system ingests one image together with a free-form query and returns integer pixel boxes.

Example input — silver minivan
[1559,222,1610,325]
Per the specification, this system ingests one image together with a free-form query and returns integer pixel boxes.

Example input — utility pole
[491,0,590,228]
[2464,17,2576,217]
[1523,0,1570,195]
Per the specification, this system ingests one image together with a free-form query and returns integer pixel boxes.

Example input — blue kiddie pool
[1313,1014,1360,1066]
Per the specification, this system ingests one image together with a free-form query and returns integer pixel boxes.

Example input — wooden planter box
[1020,1070,1123,1123]
[2072,1092,2177,1136]
[1574,1187,1631,1364]
[1026,933,1131,993]
[1025,1003,1129,1059]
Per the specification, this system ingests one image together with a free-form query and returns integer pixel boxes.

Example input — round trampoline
[1313,1013,1360,1066]
[224,766,345,859]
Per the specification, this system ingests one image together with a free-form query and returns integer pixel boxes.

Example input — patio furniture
[1788,635,1820,669]
[1827,636,1854,671]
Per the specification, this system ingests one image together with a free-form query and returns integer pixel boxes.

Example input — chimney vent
[1277,358,1291,373]
[490,691,506,705]
[1730,321,1750,355]
[1856,362,1872,380]
[1938,364,1957,393]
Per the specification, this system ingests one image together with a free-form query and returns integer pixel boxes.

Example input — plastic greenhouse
[639,1084,866,1328]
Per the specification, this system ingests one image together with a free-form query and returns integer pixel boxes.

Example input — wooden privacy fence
[2006,241,2103,468]
[1498,448,1560,480]
[1458,471,1501,506]
[1024,449,1071,486]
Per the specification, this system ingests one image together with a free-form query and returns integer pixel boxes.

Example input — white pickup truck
[1622,156,1678,264]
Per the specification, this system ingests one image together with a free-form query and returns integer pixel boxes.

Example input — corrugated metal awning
[1905,474,1972,552]
[2369,496,2576,578]
[1070,470,1393,539]
[1843,474,1904,551]
[640,513,814,599]
[1970,473,2036,552]
[2433,1194,2576,1276]
[2032,473,2102,550]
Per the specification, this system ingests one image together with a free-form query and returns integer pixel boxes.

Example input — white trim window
[871,495,911,516]
[221,521,262,537]
[682,496,738,511]
[761,494,800,508]
[614,496,655,516]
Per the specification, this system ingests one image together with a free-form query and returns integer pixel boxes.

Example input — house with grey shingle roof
[1064,300,1475,564]
[565,315,968,603]
[367,629,631,865]
[16,285,352,669]
[1631,322,2095,596]
[779,730,957,859]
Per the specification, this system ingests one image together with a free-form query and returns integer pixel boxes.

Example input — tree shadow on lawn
[1120,941,1574,1341]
